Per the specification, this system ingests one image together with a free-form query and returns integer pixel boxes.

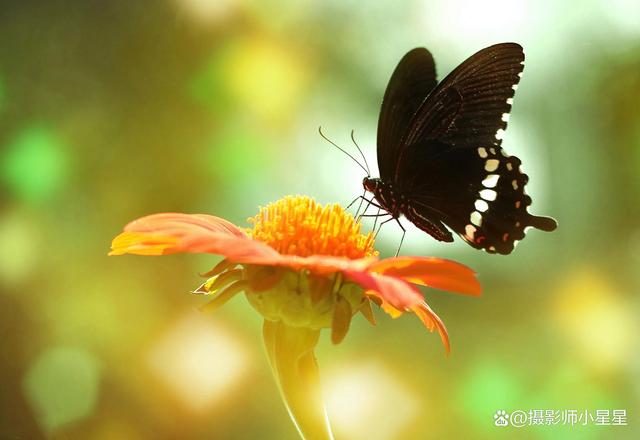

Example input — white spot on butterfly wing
[470,211,483,226]
[512,180,519,190]
[506,163,513,171]
[475,199,489,212]
[512,84,519,91]
[489,147,496,155]
[485,159,499,172]
[495,129,505,140]
[465,224,476,240]
[482,174,499,188]
[477,147,488,158]
[479,189,497,201]
[506,98,513,105]
[501,113,510,122]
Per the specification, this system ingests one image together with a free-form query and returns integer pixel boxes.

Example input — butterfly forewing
[398,43,524,171]
[377,48,437,181]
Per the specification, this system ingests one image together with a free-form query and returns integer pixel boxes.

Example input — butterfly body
[365,43,557,254]
[363,177,406,218]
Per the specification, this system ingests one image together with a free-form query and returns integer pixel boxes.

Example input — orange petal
[109,213,280,262]
[123,213,247,237]
[342,270,423,310]
[109,232,179,256]
[368,256,481,296]
[365,292,449,353]
[411,301,450,354]
[270,254,373,275]
[376,297,404,319]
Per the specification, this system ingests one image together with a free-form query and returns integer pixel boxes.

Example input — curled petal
[366,293,449,352]
[411,301,450,354]
[343,270,423,310]
[368,256,481,296]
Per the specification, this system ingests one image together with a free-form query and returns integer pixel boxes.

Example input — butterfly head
[362,177,380,193]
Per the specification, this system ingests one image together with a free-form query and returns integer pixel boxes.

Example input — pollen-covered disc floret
[248,196,377,259]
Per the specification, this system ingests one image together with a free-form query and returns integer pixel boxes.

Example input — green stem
[263,320,334,440]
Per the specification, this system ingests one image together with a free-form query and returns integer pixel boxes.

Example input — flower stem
[263,320,334,440]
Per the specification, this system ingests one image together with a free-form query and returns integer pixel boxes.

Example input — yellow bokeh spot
[225,38,309,122]
[0,209,39,288]
[147,312,250,413]
[324,362,421,440]
[553,267,635,371]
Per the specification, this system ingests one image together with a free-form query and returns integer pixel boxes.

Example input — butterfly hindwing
[400,142,555,254]
[377,48,437,181]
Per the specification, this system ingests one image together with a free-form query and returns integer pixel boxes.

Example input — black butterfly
[361,43,557,254]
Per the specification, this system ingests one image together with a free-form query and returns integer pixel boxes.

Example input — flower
[110,196,480,439]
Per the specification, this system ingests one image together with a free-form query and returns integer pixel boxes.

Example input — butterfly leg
[372,208,382,231]
[356,197,384,222]
[374,217,390,239]
[394,218,406,257]
[358,211,388,233]
[372,216,405,256]
[354,192,369,218]
[357,197,374,219]
[345,189,367,213]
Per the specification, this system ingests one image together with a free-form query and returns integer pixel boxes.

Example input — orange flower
[110,196,480,439]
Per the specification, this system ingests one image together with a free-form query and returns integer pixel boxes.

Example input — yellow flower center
[248,196,377,259]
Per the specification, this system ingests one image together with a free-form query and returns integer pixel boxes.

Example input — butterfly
[361,43,557,254]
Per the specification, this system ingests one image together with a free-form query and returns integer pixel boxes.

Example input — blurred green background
[1,0,638,439]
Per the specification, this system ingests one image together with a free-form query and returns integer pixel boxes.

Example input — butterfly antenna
[318,126,369,176]
[350,130,370,176]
